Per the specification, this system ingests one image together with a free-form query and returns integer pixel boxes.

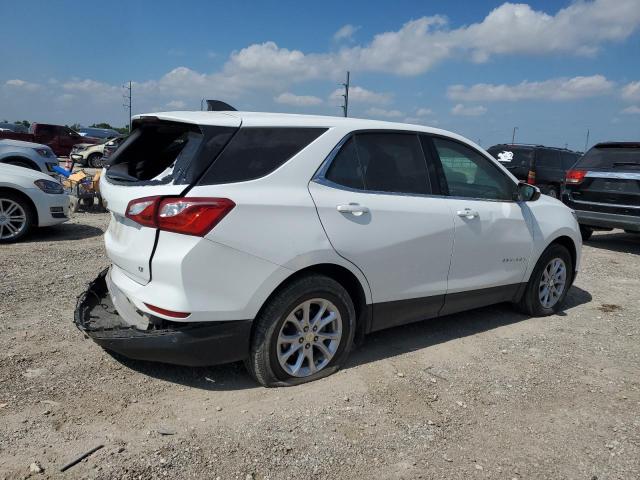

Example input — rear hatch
[487,145,534,179]
[101,115,240,284]
[565,143,640,215]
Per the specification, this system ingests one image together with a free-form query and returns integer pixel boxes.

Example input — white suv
[75,111,581,387]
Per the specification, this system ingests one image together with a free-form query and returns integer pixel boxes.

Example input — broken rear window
[105,120,236,185]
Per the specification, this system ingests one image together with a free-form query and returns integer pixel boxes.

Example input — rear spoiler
[206,100,236,111]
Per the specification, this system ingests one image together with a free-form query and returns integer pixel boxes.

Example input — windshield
[576,145,640,169]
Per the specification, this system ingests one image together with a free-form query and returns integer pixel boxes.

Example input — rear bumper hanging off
[74,268,252,366]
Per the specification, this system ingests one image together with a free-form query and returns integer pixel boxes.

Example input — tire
[0,192,34,243]
[544,185,560,199]
[87,153,103,168]
[580,225,593,241]
[246,274,356,387]
[516,243,573,316]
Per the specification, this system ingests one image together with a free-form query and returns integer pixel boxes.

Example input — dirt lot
[1,212,639,479]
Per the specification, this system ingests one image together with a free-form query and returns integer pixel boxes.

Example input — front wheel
[516,243,573,316]
[246,274,356,387]
[543,185,560,199]
[87,153,103,168]
[0,193,34,243]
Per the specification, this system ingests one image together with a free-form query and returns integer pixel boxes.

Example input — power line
[122,81,132,132]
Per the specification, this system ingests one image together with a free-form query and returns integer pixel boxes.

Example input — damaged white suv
[75,111,581,387]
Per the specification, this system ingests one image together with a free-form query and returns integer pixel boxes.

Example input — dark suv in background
[563,142,640,240]
[487,144,582,198]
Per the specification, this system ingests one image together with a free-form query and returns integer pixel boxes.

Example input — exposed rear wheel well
[253,263,369,344]
[0,187,39,225]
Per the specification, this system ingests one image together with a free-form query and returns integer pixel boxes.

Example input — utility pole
[123,81,132,132]
[340,71,350,117]
[584,129,590,152]
[511,126,518,145]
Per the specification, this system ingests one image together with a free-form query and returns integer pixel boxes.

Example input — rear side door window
[431,137,514,201]
[200,127,326,184]
[325,132,431,195]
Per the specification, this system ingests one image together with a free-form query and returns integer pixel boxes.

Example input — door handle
[337,203,370,216]
[456,208,479,219]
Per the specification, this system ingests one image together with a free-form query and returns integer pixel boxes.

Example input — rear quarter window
[199,127,326,184]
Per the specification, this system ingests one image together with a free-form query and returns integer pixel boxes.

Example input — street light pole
[340,71,350,117]
[511,126,518,145]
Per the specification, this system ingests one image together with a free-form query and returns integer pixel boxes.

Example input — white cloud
[621,81,640,101]
[448,75,615,102]
[451,104,487,116]
[333,24,360,42]
[5,79,40,91]
[274,92,323,106]
[166,100,187,109]
[365,107,404,118]
[329,86,392,105]
[621,105,640,114]
[415,108,433,116]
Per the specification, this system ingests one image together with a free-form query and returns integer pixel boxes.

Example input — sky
[1,0,639,150]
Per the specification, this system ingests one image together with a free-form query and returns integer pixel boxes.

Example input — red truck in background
[0,123,100,157]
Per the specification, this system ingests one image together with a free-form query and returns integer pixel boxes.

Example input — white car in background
[76,111,582,387]
[0,163,69,242]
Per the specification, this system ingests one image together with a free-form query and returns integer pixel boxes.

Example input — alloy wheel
[538,257,567,308]
[276,298,343,377]
[0,198,27,241]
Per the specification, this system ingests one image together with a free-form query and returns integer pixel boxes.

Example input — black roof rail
[489,143,581,153]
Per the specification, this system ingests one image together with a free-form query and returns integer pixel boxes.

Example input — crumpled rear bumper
[74,268,251,366]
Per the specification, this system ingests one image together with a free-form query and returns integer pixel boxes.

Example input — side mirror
[514,182,541,202]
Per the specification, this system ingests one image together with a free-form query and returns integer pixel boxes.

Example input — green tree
[90,122,114,129]
[14,120,30,127]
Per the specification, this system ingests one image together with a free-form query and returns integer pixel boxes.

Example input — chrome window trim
[312,131,519,204]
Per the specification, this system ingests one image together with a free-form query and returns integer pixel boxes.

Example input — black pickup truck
[563,142,640,240]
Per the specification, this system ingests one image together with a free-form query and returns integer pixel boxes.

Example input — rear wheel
[543,185,560,199]
[580,225,593,241]
[516,243,573,316]
[246,274,355,387]
[0,193,34,243]
[87,153,103,168]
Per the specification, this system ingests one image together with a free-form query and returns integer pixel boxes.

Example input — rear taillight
[527,170,536,185]
[144,303,190,319]
[565,169,587,184]
[125,196,235,236]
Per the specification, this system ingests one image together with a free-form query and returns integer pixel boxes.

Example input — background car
[563,142,640,240]
[0,122,29,133]
[487,144,582,198]
[0,123,101,157]
[78,127,120,139]
[70,141,108,167]
[0,139,59,173]
[101,135,126,164]
[0,163,69,242]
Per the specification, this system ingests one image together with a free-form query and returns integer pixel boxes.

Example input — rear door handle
[456,208,479,219]
[337,203,370,216]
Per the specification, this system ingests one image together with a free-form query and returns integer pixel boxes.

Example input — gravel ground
[1,212,639,479]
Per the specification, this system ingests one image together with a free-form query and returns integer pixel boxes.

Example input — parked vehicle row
[0,123,101,157]
[75,111,582,387]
